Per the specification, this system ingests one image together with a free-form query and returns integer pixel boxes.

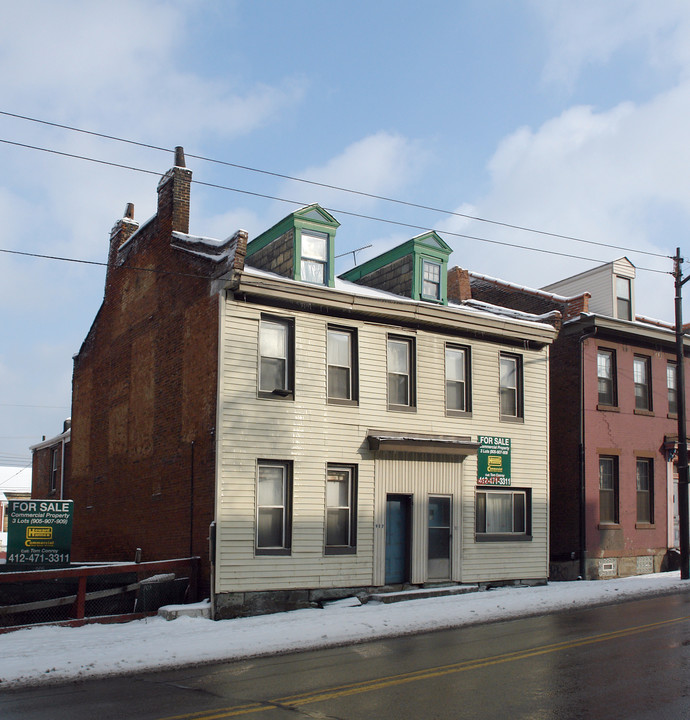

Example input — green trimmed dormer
[339,231,452,304]
[246,204,340,287]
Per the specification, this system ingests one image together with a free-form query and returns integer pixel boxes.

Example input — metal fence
[0,557,199,631]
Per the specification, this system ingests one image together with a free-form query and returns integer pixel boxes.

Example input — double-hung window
[636,458,654,524]
[597,349,616,406]
[475,489,531,540]
[50,447,59,493]
[387,335,416,409]
[599,456,619,524]
[256,461,292,554]
[300,231,328,285]
[325,465,357,554]
[327,326,358,403]
[616,276,632,320]
[499,353,523,419]
[667,362,678,415]
[633,355,652,411]
[422,259,442,301]
[259,316,294,397]
[446,344,470,414]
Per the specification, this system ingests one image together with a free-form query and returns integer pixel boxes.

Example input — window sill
[327,398,358,407]
[635,522,656,529]
[597,404,619,412]
[499,415,524,424]
[475,534,532,543]
[325,547,357,556]
[258,390,294,401]
[446,409,472,418]
[255,548,292,556]
[668,412,678,420]
[633,409,654,417]
[388,404,417,413]
[597,523,621,530]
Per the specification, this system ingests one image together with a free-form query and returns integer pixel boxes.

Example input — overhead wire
[0,109,672,262]
[0,137,672,276]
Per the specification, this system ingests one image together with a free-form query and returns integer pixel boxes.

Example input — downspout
[60,436,66,500]
[579,326,597,579]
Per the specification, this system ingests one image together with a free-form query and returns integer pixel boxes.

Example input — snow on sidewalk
[1,572,688,689]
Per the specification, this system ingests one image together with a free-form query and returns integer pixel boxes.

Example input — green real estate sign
[477,436,511,486]
[6,499,73,567]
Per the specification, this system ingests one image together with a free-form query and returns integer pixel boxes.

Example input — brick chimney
[447,266,472,302]
[157,145,192,235]
[106,202,139,287]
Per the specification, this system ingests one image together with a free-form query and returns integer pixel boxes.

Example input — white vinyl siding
[215,296,551,592]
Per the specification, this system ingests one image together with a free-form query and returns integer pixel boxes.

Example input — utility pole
[673,248,689,579]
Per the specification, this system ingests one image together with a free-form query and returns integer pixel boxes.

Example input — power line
[0,137,672,275]
[0,109,672,261]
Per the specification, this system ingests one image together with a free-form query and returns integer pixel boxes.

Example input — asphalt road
[2,591,690,719]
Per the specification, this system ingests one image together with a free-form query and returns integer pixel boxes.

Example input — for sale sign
[6,500,73,567]
[477,436,511,486]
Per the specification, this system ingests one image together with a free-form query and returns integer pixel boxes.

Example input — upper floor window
[636,458,654,524]
[599,456,619,524]
[256,460,292,554]
[259,316,294,398]
[301,230,328,285]
[387,335,416,410]
[499,353,523,419]
[616,276,632,320]
[325,465,357,554]
[422,259,442,301]
[50,447,59,493]
[446,344,470,414]
[327,326,358,404]
[597,349,617,406]
[667,362,678,415]
[633,355,652,411]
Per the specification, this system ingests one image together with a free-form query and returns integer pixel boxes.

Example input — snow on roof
[242,266,556,331]
[468,270,584,302]
[171,231,246,263]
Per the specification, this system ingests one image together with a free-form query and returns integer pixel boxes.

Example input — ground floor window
[636,457,654,524]
[256,460,292,554]
[475,488,531,540]
[599,456,619,524]
[325,465,357,554]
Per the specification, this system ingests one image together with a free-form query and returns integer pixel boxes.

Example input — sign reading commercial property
[6,499,73,567]
[477,436,511,486]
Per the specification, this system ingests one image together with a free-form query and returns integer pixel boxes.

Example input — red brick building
[450,261,689,579]
[30,420,71,500]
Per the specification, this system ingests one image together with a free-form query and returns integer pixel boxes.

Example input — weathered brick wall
[68,163,218,592]
[353,255,413,297]
[246,230,294,278]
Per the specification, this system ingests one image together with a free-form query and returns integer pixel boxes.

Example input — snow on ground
[1,572,689,689]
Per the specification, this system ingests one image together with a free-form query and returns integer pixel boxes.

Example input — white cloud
[533,0,690,87]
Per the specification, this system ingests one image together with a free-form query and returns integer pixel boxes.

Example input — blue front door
[385,495,411,584]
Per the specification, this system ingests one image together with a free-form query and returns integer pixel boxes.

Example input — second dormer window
[422,260,441,300]
[616,276,631,320]
[301,230,328,285]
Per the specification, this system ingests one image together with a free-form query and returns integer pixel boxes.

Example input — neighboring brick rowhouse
[68,148,237,593]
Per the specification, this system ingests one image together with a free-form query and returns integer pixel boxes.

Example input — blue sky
[1,0,689,465]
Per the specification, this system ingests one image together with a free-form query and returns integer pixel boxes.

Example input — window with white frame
[387,335,416,409]
[50,447,59,493]
[327,326,357,403]
[300,230,328,285]
[616,276,632,320]
[475,488,530,539]
[259,316,294,397]
[256,461,292,553]
[422,259,441,301]
[633,355,652,411]
[446,344,470,413]
[499,353,522,418]
[597,349,617,406]
[325,465,357,553]
[667,362,678,415]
